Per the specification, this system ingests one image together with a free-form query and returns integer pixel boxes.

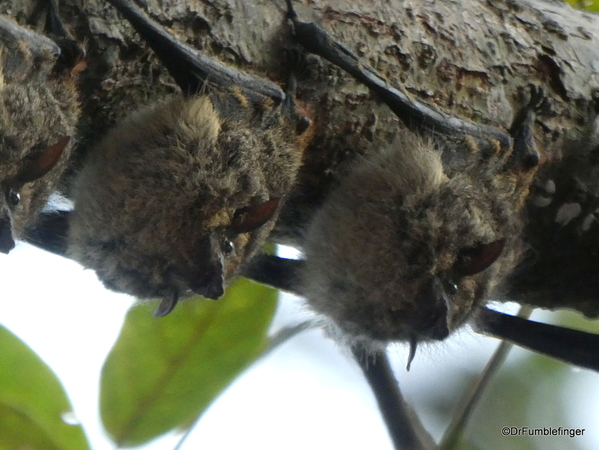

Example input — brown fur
[0,16,80,242]
[283,4,545,348]
[68,93,313,300]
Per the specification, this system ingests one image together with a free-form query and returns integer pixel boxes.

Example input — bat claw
[526,84,551,115]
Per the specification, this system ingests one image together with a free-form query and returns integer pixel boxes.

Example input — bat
[0,2,83,254]
[282,0,546,361]
[65,0,314,316]
[505,99,599,318]
[24,1,598,371]
[240,1,599,372]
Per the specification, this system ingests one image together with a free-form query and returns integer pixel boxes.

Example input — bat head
[67,0,314,314]
[68,93,313,310]
[302,131,532,346]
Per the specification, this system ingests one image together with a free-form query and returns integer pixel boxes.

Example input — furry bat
[234,1,599,373]
[277,3,599,372]
[65,0,314,316]
[244,255,599,372]
[280,0,547,357]
[505,100,599,318]
[0,2,82,254]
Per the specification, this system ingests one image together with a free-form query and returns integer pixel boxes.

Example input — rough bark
[4,0,599,314]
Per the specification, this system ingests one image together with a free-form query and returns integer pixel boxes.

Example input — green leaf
[100,278,278,447]
[0,326,90,450]
[566,0,599,11]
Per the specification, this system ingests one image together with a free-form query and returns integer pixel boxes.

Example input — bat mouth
[406,277,453,341]
[172,260,225,300]
[190,281,224,299]
[379,303,449,343]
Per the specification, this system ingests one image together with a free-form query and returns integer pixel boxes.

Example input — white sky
[1,242,597,450]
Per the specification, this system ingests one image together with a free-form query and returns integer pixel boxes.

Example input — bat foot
[526,84,552,116]
[507,85,551,172]
[29,0,86,72]
[281,47,314,135]
[283,47,310,79]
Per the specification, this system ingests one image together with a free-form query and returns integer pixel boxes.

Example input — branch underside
[286,1,512,155]
[105,0,286,103]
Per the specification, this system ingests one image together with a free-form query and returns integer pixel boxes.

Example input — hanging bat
[279,0,545,356]
[0,2,83,254]
[239,0,599,373]
[21,0,599,372]
[64,0,314,317]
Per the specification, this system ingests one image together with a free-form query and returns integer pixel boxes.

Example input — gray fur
[301,131,529,345]
[68,92,312,300]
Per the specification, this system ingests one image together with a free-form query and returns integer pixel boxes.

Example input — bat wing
[106,0,286,104]
[284,0,511,155]
[474,307,599,372]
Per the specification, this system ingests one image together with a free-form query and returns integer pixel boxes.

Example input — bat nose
[0,217,15,254]
[411,308,449,341]
[189,262,225,300]
[425,315,450,340]
[522,150,540,170]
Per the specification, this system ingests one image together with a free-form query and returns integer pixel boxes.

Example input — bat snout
[188,262,225,300]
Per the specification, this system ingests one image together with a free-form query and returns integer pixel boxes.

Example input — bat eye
[221,239,234,256]
[454,239,506,277]
[231,198,281,234]
[8,190,20,208]
[445,282,458,295]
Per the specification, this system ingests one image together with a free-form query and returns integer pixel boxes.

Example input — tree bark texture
[3,0,599,315]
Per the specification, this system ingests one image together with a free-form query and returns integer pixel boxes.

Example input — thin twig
[351,346,436,450]
[260,320,319,359]
[439,306,532,449]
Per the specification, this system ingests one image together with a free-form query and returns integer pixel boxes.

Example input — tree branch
[351,346,435,450]
[440,306,532,449]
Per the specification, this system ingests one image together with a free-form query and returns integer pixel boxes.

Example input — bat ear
[16,136,70,184]
[231,198,281,234]
[454,238,505,277]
